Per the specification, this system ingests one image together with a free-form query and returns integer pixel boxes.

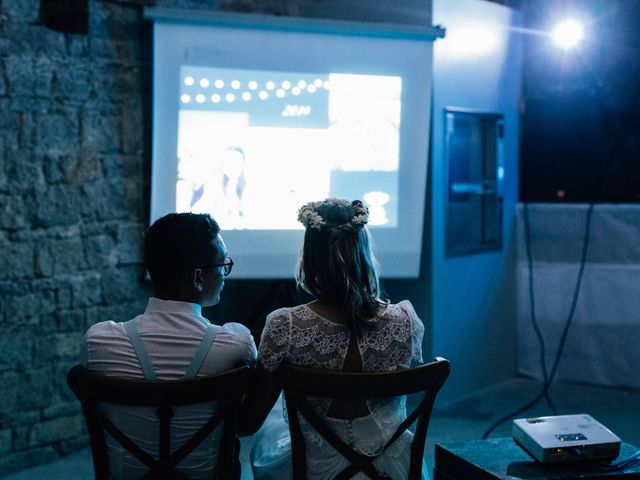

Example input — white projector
[512,414,621,463]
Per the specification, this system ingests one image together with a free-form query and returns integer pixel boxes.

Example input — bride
[241,198,427,479]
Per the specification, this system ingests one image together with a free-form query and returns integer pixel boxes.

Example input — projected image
[176,66,401,230]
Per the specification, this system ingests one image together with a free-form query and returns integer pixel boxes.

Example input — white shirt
[82,297,257,479]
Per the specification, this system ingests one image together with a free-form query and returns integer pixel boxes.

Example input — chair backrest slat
[278,358,450,480]
[67,364,254,480]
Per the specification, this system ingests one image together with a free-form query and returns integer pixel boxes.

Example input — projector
[512,414,621,463]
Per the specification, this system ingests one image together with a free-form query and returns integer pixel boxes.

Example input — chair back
[278,358,450,480]
[67,364,254,480]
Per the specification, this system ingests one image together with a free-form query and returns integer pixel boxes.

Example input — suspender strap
[123,320,158,381]
[183,324,219,379]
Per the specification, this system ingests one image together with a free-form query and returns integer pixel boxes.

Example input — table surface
[434,438,640,480]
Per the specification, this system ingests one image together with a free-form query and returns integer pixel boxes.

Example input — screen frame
[145,8,442,279]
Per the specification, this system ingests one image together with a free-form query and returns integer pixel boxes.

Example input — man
[82,212,256,479]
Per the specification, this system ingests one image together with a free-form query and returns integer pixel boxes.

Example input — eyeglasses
[203,257,234,276]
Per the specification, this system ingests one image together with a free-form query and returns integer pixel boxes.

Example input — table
[434,438,640,480]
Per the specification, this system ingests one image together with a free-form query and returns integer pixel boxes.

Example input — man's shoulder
[85,319,127,340]
[219,322,251,336]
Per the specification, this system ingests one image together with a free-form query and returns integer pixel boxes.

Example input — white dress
[251,300,427,480]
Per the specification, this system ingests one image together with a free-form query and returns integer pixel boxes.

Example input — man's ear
[193,268,204,292]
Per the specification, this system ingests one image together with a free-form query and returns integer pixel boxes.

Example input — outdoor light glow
[553,19,584,49]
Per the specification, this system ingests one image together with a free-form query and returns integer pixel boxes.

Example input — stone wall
[0,0,157,473]
[0,0,428,474]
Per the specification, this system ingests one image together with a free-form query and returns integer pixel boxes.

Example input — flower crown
[297,198,369,231]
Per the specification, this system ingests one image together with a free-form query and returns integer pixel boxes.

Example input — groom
[81,212,256,479]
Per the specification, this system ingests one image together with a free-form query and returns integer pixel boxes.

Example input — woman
[242,198,426,479]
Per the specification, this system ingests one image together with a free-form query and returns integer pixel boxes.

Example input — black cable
[523,202,556,415]
[481,202,593,439]
[570,448,640,472]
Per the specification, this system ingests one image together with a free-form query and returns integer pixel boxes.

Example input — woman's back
[259,300,424,420]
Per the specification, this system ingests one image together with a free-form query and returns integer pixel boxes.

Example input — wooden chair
[67,364,254,480]
[277,358,451,480]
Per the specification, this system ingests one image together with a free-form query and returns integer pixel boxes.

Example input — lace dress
[250,301,426,480]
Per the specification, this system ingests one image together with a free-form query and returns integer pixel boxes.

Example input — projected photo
[176,66,401,230]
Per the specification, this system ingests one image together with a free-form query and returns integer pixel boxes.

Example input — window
[444,109,504,256]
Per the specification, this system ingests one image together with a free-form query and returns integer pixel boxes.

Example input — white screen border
[146,9,441,279]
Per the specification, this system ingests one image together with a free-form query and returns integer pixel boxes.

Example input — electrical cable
[481,202,593,439]
[568,448,640,472]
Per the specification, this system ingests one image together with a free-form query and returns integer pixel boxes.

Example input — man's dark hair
[144,213,220,296]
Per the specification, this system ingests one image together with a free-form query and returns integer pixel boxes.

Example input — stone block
[0,371,19,413]
[102,153,144,181]
[36,111,80,155]
[57,153,103,184]
[43,401,81,420]
[0,101,20,150]
[34,184,82,228]
[4,55,35,96]
[4,149,45,191]
[3,290,56,323]
[15,367,55,409]
[117,222,144,264]
[123,178,146,221]
[33,55,56,98]
[121,99,145,154]
[0,428,11,455]
[36,237,87,276]
[0,240,32,278]
[90,3,142,41]
[0,335,32,370]
[12,426,30,450]
[84,234,117,269]
[70,273,103,307]
[34,333,82,365]
[28,415,85,446]
[56,309,86,332]
[0,193,31,230]
[0,446,58,477]
[56,60,92,102]
[66,34,90,57]
[56,434,90,456]
[56,285,72,310]
[2,1,42,25]
[0,65,6,97]
[80,179,127,222]
[80,220,119,238]
[102,266,146,304]
[3,17,66,57]
[80,111,120,154]
[42,154,64,184]
[2,409,40,428]
[0,280,30,296]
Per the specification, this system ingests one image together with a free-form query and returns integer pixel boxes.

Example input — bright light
[553,19,584,49]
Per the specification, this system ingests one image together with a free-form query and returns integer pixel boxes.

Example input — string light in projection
[180,76,331,105]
